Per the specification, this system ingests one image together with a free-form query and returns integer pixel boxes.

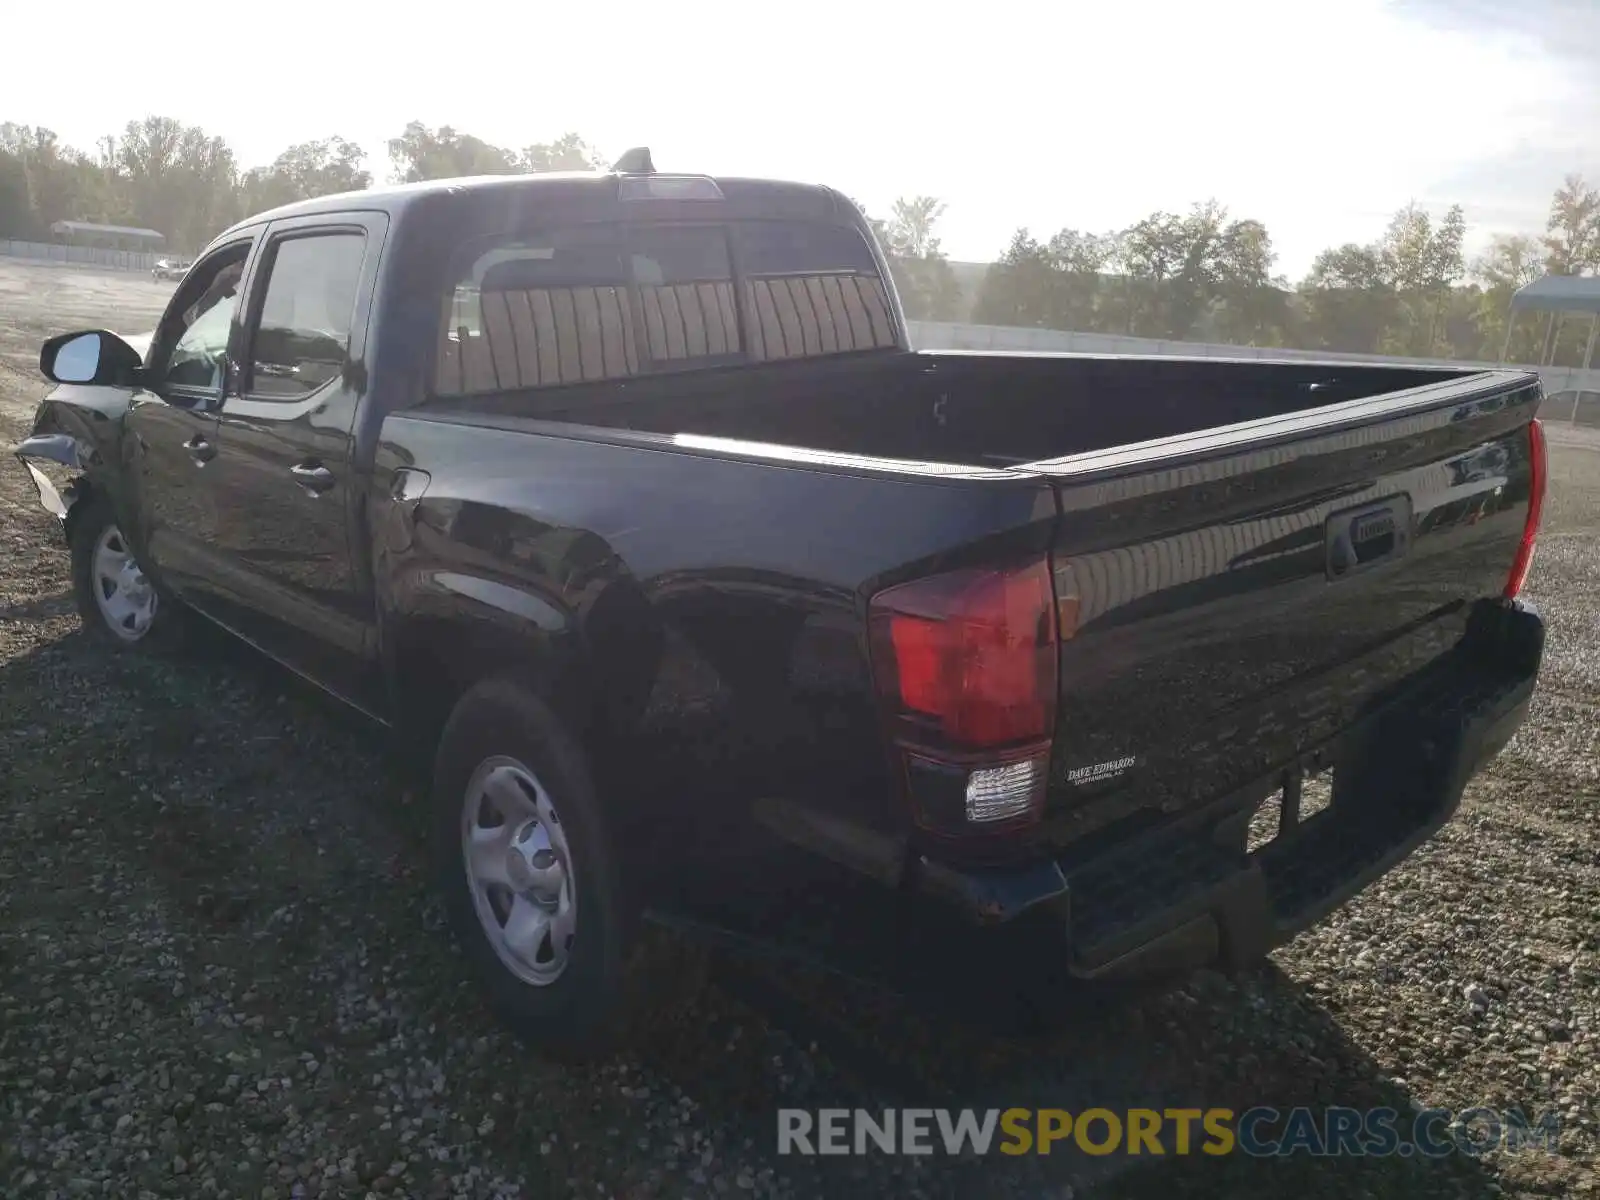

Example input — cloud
[1391,0,1600,64]
[1384,0,1600,255]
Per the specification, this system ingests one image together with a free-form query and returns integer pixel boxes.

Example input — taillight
[1504,419,1547,599]
[868,556,1058,834]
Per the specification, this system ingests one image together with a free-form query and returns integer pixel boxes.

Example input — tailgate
[1034,369,1543,831]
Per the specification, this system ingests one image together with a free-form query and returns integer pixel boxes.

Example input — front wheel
[69,497,179,650]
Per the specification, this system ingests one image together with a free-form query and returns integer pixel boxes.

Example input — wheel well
[389,581,665,777]
[61,477,101,547]
[391,622,579,770]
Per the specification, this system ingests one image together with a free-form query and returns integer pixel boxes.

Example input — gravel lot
[1,258,1596,1199]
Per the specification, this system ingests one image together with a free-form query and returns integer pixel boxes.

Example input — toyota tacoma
[15,152,1548,1055]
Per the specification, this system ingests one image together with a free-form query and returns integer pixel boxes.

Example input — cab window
[156,244,250,394]
[243,232,367,399]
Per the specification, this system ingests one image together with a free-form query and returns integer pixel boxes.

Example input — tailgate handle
[1327,496,1412,579]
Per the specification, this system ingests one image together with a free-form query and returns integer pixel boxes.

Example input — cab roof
[215,170,858,243]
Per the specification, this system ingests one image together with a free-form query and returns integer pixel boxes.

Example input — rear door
[204,212,387,706]
[1039,375,1543,827]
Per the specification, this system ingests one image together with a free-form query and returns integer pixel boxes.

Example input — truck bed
[394,351,1544,988]
[401,355,1540,863]
[442,348,1474,469]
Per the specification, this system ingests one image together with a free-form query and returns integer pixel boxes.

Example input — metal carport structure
[48,221,166,253]
[1504,274,1600,369]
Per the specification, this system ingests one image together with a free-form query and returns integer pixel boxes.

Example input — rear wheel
[434,679,681,1058]
[460,754,581,988]
[69,498,180,650]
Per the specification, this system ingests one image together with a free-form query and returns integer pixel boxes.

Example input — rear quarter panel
[371,413,1057,863]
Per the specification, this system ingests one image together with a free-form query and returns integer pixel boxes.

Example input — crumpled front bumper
[13,433,86,521]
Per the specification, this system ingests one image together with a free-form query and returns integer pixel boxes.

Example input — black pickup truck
[17,153,1547,1054]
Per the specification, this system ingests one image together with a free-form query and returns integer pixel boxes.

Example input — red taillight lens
[870,557,1058,751]
[1504,419,1547,600]
[868,557,1058,836]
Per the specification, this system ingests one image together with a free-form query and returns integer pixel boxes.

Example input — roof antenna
[612,147,654,174]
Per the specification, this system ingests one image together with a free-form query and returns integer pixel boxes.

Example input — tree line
[966,177,1600,367]
[3,115,1597,366]
[0,118,611,255]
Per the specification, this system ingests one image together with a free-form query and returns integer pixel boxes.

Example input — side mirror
[39,330,144,387]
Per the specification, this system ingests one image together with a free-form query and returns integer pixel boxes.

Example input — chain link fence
[0,239,162,272]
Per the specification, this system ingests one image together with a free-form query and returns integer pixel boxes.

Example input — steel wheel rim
[461,755,578,987]
[91,524,157,642]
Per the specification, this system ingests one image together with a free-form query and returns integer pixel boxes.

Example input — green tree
[518,133,606,172]
[387,121,517,182]
[1048,228,1117,331]
[0,123,105,234]
[114,115,241,251]
[1106,201,1278,341]
[1536,176,1600,365]
[388,124,608,184]
[973,229,1056,327]
[1470,233,1543,360]
[1424,205,1467,353]
[1542,174,1600,275]
[1298,243,1397,354]
[240,136,370,213]
[0,125,45,236]
[1296,202,1469,357]
[1111,209,1188,336]
[0,148,31,237]
[973,227,1115,331]
[1372,203,1465,356]
[1205,217,1285,345]
[873,196,962,321]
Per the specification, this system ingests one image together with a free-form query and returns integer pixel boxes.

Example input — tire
[434,678,655,1059]
[69,496,181,651]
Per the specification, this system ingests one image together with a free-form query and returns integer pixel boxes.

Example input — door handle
[185,434,216,464]
[290,462,336,495]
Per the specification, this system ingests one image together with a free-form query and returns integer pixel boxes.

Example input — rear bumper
[911,598,1543,983]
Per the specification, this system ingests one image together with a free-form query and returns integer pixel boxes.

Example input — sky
[2,0,1595,280]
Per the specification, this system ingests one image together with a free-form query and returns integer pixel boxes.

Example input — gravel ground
[0,258,1597,1200]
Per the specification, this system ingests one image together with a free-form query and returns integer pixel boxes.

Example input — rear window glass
[439,225,636,394]
[732,221,880,275]
[731,221,897,362]
[629,226,741,367]
[435,219,895,396]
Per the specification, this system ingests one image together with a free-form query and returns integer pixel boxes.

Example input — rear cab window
[731,221,897,361]
[436,218,896,397]
[443,225,635,393]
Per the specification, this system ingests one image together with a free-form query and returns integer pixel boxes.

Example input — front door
[124,238,255,606]
[204,214,386,706]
